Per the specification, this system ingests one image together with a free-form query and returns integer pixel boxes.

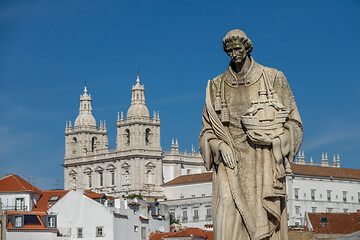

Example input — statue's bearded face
[226,41,247,63]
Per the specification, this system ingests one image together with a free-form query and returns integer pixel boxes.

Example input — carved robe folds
[199,58,303,240]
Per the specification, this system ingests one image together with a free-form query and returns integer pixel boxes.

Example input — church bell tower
[65,86,108,158]
[115,75,163,198]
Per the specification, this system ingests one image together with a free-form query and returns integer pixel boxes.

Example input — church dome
[74,86,98,128]
[126,75,150,121]
[74,113,97,128]
[126,104,150,120]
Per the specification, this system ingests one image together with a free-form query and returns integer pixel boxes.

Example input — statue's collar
[226,56,262,87]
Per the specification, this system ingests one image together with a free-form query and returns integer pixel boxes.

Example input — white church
[63,75,206,199]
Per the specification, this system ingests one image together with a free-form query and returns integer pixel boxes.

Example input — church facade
[63,76,206,198]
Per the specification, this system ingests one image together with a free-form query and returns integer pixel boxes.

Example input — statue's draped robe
[199,58,303,240]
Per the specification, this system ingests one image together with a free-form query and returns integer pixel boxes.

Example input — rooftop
[0,174,41,194]
[162,172,212,186]
[150,227,213,240]
[290,163,360,179]
[307,211,360,234]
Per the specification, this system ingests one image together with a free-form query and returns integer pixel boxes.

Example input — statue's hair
[223,29,253,54]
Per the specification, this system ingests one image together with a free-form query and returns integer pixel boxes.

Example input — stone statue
[199,29,303,240]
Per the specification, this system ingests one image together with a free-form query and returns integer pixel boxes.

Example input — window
[326,208,332,213]
[182,211,187,221]
[311,190,315,201]
[295,206,300,214]
[358,193,360,203]
[191,195,195,198]
[145,129,150,145]
[126,129,130,145]
[193,209,199,220]
[141,227,146,240]
[327,190,331,201]
[294,189,299,200]
[134,225,139,232]
[15,216,22,227]
[78,228,83,238]
[320,217,328,223]
[343,191,347,203]
[48,217,56,228]
[15,198,24,211]
[206,208,212,220]
[111,172,115,185]
[180,194,184,199]
[96,227,104,237]
[311,207,316,213]
[344,209,348,213]
[91,137,97,152]
[49,196,59,201]
[187,169,191,175]
[99,172,103,186]
[170,211,175,218]
[201,194,206,197]
[89,174,92,188]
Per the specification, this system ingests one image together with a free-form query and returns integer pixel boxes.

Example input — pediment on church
[94,166,104,172]
[69,169,77,176]
[121,162,130,168]
[106,164,116,171]
[145,161,156,168]
[83,167,93,174]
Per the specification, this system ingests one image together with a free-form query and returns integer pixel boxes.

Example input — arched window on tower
[145,128,150,145]
[91,137,97,152]
[124,170,130,185]
[125,129,130,145]
[146,170,154,185]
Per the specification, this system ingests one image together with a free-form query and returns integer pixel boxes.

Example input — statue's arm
[274,71,303,162]
[199,106,223,171]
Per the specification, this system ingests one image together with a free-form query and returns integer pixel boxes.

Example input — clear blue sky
[0,0,359,189]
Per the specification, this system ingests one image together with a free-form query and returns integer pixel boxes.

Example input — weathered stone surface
[199,29,303,240]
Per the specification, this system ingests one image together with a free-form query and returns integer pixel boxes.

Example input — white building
[63,75,207,198]
[287,152,360,227]
[0,174,42,212]
[49,189,169,240]
[161,173,213,229]
[161,154,360,229]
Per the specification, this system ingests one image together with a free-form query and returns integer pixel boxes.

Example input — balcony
[2,205,28,211]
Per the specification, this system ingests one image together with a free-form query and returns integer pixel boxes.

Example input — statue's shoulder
[210,71,227,85]
[259,62,287,84]
[209,70,229,88]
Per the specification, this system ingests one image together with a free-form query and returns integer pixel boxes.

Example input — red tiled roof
[140,216,149,221]
[164,228,208,238]
[308,212,360,234]
[290,164,360,179]
[150,228,213,240]
[150,232,172,240]
[162,173,212,186]
[204,230,213,240]
[6,211,47,216]
[33,190,69,212]
[0,174,41,194]
[84,189,115,200]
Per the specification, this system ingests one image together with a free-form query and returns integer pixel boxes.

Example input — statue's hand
[247,130,272,146]
[218,142,235,169]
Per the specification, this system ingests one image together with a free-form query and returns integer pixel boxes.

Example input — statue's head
[223,29,253,63]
